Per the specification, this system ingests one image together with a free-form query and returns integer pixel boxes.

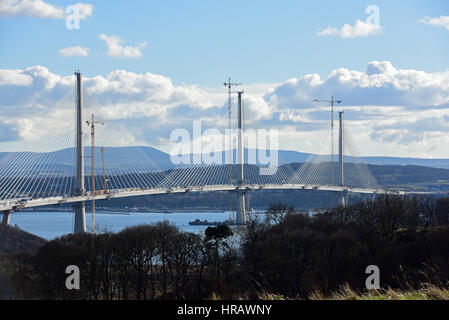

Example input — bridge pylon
[236,91,247,224]
[74,71,86,234]
[338,111,348,208]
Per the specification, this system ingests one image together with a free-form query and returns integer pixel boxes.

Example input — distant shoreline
[19,207,319,215]
[20,207,240,214]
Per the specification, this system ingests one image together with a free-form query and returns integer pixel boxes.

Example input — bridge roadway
[0,183,438,213]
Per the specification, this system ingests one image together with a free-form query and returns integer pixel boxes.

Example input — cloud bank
[0,62,448,158]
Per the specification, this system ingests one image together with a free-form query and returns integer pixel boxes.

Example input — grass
[309,284,449,300]
[208,284,449,300]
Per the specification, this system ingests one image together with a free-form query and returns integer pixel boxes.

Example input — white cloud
[0,119,21,141]
[1,62,449,158]
[318,19,383,38]
[418,15,449,31]
[0,69,33,86]
[69,3,93,20]
[266,61,449,108]
[261,61,449,156]
[0,0,93,19]
[0,66,219,145]
[58,46,90,57]
[99,34,146,58]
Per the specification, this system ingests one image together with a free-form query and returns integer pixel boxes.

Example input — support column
[2,210,12,226]
[74,71,86,234]
[236,91,247,225]
[237,192,246,224]
[339,111,347,207]
[339,111,344,187]
[341,191,348,207]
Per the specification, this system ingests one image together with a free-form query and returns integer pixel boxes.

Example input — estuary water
[9,210,234,240]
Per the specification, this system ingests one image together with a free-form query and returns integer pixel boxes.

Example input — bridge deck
[0,183,438,213]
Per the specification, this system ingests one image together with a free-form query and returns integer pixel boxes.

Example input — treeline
[6,222,238,300]
[4,195,449,299]
[242,196,449,297]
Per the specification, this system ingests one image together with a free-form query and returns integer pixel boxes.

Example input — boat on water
[188,218,241,226]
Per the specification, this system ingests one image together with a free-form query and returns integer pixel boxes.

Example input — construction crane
[313,96,342,186]
[86,114,104,233]
[223,78,241,221]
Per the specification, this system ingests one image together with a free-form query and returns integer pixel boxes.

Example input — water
[9,210,234,240]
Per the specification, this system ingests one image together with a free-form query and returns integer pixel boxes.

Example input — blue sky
[1,0,448,86]
[1,0,449,158]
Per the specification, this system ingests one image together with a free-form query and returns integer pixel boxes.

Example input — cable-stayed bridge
[0,72,440,232]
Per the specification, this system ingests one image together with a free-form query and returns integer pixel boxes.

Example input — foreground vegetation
[258,285,449,300]
[309,284,449,300]
[0,224,46,255]
[2,195,449,300]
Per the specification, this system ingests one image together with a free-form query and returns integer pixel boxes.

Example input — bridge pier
[74,71,86,234]
[340,191,348,207]
[236,191,247,224]
[73,202,86,233]
[2,210,12,226]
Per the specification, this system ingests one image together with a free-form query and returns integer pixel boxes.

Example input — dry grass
[309,283,449,300]
[208,283,449,300]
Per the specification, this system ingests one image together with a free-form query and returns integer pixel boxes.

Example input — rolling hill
[1,147,448,176]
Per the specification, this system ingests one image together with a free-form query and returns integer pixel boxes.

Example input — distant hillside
[0,146,174,175]
[188,149,449,169]
[0,224,46,254]
[347,155,449,169]
[1,147,449,175]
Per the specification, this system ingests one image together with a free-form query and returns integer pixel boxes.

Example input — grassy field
[311,285,449,300]
[250,284,449,300]
[272,285,449,300]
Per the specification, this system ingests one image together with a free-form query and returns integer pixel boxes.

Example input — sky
[0,0,449,158]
